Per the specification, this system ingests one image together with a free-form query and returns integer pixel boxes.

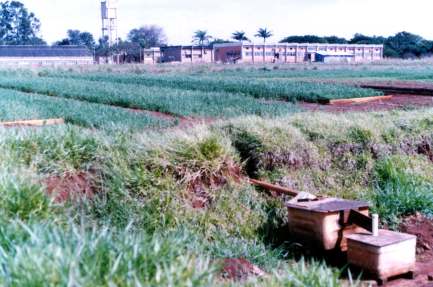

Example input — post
[372,214,379,237]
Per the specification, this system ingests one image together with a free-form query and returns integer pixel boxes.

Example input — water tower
[101,0,118,46]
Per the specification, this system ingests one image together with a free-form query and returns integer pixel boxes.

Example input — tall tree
[56,30,95,50]
[280,35,326,44]
[127,25,167,48]
[255,28,273,62]
[0,1,45,45]
[232,31,248,43]
[349,33,386,45]
[384,31,432,58]
[193,30,212,59]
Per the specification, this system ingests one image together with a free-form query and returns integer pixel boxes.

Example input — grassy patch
[372,156,433,227]
[44,71,382,102]
[0,88,171,131]
[0,75,299,118]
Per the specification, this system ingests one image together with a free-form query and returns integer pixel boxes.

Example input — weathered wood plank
[327,95,393,105]
[0,118,65,127]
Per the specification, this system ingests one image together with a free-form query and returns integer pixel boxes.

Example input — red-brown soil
[221,258,266,281]
[302,94,433,113]
[400,214,433,261]
[359,80,433,91]
[43,171,95,203]
[129,108,215,129]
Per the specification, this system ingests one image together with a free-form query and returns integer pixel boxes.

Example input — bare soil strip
[302,94,433,113]
[361,83,433,96]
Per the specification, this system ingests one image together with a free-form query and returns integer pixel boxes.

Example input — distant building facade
[143,47,161,64]
[160,45,213,63]
[0,46,94,66]
[214,43,384,64]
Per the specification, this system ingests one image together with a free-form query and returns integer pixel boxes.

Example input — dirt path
[301,94,433,113]
[128,108,215,129]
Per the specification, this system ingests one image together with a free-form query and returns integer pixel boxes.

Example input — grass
[0,88,171,131]
[372,156,433,226]
[42,71,382,102]
[0,75,298,118]
[0,64,432,286]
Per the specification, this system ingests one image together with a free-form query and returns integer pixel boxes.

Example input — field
[0,60,432,286]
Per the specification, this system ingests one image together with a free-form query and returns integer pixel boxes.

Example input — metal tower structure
[101,0,118,47]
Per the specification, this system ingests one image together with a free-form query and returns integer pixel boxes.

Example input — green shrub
[348,127,374,145]
[372,156,433,226]
[0,176,53,221]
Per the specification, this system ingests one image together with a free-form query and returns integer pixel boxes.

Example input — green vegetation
[0,75,298,118]
[0,64,432,286]
[44,71,381,102]
[372,156,433,226]
[0,88,171,131]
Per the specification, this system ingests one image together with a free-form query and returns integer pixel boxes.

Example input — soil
[359,80,433,91]
[400,214,433,261]
[301,94,433,113]
[221,258,266,281]
[43,171,95,203]
[129,108,215,129]
[187,159,242,209]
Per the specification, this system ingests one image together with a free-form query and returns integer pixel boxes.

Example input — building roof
[0,46,93,57]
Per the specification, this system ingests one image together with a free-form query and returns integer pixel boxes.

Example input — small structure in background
[160,45,213,63]
[143,47,161,64]
[0,46,93,66]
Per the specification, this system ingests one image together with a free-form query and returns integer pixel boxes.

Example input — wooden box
[346,230,416,283]
[287,198,370,251]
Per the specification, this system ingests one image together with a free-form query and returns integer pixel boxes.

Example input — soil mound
[221,258,265,281]
[44,171,95,203]
[400,213,433,260]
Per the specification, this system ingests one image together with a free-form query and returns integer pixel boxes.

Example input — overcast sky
[20,0,433,45]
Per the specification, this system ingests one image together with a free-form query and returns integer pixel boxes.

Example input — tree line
[1,1,433,60]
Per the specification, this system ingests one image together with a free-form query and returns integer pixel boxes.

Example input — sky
[20,0,433,45]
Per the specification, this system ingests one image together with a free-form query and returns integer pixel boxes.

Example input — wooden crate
[346,230,416,284]
[287,198,370,251]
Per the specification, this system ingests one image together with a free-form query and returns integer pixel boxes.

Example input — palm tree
[232,31,249,43]
[255,28,273,62]
[193,30,212,59]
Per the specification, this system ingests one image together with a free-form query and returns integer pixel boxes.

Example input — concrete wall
[214,45,242,63]
[213,43,383,64]
[161,46,213,63]
[161,47,182,63]
[143,49,161,64]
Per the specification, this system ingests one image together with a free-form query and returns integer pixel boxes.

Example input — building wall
[214,45,242,63]
[0,57,94,66]
[214,43,383,64]
[161,46,213,63]
[143,49,161,64]
[161,47,182,63]
[180,47,213,63]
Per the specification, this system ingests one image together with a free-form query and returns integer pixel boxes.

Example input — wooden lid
[287,198,370,213]
[346,230,416,248]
